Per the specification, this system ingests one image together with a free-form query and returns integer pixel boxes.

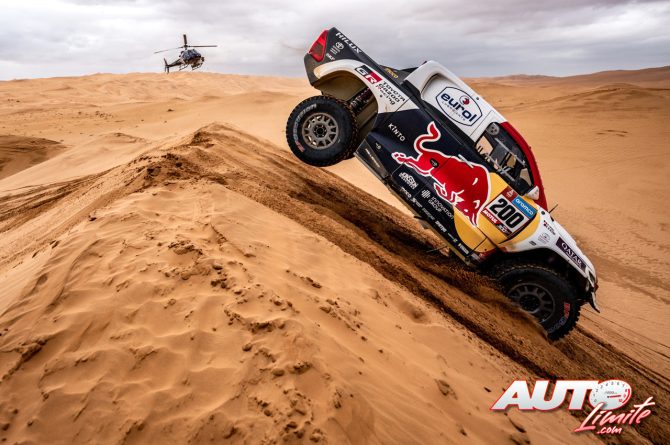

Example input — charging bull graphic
[392,122,490,225]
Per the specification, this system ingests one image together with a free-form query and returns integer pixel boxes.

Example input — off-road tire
[286,96,358,167]
[490,260,581,340]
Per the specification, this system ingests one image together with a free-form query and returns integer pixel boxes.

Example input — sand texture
[0,68,668,444]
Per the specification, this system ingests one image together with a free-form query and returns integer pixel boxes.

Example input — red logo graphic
[392,122,490,225]
[355,65,381,84]
[460,96,470,105]
[365,71,382,84]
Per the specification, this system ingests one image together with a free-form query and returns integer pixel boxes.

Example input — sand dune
[0,136,64,180]
[0,69,668,444]
[483,65,670,88]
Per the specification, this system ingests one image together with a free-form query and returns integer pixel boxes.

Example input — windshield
[476,122,533,194]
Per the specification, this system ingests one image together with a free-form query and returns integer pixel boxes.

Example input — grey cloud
[0,0,668,80]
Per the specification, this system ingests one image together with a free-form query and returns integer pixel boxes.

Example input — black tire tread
[285,96,359,167]
[490,259,581,341]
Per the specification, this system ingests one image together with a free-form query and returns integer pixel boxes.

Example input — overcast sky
[0,0,668,80]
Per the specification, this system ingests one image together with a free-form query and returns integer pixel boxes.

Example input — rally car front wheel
[286,96,358,167]
[491,261,581,340]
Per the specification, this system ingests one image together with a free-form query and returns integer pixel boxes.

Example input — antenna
[426,245,450,254]
[549,204,559,213]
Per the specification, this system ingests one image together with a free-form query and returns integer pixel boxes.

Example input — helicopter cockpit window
[476,123,533,194]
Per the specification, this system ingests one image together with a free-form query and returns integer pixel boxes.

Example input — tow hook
[587,291,601,313]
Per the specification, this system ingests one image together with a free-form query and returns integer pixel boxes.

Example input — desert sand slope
[0,136,64,180]
[0,70,668,444]
[1,125,597,445]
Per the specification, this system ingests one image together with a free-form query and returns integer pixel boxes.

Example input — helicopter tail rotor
[164,58,169,73]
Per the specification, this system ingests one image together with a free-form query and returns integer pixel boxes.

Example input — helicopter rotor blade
[183,34,188,46]
[154,47,182,54]
[189,45,218,48]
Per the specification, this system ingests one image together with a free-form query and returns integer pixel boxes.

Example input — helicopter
[154,34,217,73]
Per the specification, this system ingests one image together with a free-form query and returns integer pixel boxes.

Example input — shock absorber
[349,88,374,115]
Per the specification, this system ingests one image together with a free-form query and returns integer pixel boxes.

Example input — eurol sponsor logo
[436,87,482,127]
[492,380,656,436]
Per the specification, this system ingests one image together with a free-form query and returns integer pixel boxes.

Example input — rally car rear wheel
[286,96,358,167]
[491,261,581,340]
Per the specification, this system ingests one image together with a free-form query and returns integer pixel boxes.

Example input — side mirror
[525,186,540,201]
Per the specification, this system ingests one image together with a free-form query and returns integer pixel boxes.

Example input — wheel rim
[507,283,555,323]
[301,112,339,150]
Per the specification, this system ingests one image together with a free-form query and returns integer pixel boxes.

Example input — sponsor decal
[483,187,533,236]
[383,67,399,79]
[492,379,655,437]
[327,42,344,59]
[435,220,447,233]
[420,207,435,221]
[335,32,362,53]
[538,232,550,244]
[457,243,469,254]
[481,207,502,225]
[512,196,536,219]
[355,65,381,84]
[546,301,571,333]
[444,230,460,245]
[398,186,412,199]
[392,122,490,226]
[428,196,452,218]
[543,220,556,236]
[293,104,317,151]
[436,87,482,127]
[375,79,406,105]
[398,172,418,190]
[482,207,511,235]
[388,123,406,141]
[356,65,407,106]
[557,237,586,271]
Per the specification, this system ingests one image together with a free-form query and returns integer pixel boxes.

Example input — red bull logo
[392,122,490,226]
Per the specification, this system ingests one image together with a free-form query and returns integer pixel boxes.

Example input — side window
[476,123,533,194]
